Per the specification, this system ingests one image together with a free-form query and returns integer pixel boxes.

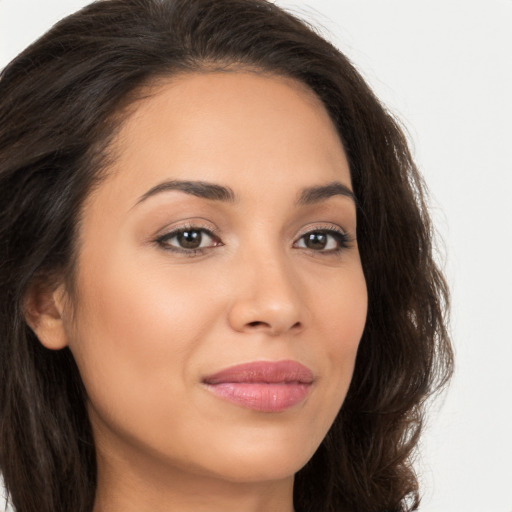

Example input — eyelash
[155,224,352,256]
[155,224,222,256]
[294,225,351,254]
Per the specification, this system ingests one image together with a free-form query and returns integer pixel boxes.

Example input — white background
[1,1,511,511]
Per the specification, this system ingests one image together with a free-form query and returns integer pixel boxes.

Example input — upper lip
[203,360,314,385]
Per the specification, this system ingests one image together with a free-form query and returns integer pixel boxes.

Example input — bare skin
[28,72,367,512]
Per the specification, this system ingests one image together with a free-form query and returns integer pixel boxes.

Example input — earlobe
[23,281,69,350]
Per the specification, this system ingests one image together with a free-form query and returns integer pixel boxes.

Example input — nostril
[247,321,268,328]
[245,320,302,331]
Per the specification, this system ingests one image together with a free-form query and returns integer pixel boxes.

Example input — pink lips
[202,360,314,412]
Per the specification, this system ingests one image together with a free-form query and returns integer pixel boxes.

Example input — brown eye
[295,229,349,252]
[157,227,220,252]
[176,230,203,249]
[304,232,328,250]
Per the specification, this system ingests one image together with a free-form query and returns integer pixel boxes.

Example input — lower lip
[204,382,311,412]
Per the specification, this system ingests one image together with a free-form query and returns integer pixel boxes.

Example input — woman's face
[59,72,367,484]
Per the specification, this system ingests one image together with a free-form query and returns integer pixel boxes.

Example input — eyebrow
[134,179,356,207]
[135,180,236,206]
[297,181,356,206]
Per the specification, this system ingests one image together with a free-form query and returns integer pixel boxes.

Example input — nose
[227,254,307,336]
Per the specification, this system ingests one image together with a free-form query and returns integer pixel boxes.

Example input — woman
[0,1,453,511]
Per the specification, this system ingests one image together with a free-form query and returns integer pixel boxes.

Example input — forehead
[87,71,351,212]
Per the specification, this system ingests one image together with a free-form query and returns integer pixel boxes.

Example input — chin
[182,427,321,484]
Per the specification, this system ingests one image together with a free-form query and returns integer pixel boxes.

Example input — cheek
[65,252,223,423]
[313,266,367,395]
[315,260,367,342]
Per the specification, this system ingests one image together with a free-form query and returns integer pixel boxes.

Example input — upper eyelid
[295,223,350,238]
[295,227,351,244]
[155,222,218,239]
[158,227,217,239]
[155,222,351,238]
[157,222,347,235]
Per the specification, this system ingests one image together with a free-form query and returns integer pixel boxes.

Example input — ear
[23,280,69,350]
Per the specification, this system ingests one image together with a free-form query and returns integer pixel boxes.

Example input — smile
[202,360,314,412]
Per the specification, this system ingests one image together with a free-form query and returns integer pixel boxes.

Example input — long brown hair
[0,1,453,511]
